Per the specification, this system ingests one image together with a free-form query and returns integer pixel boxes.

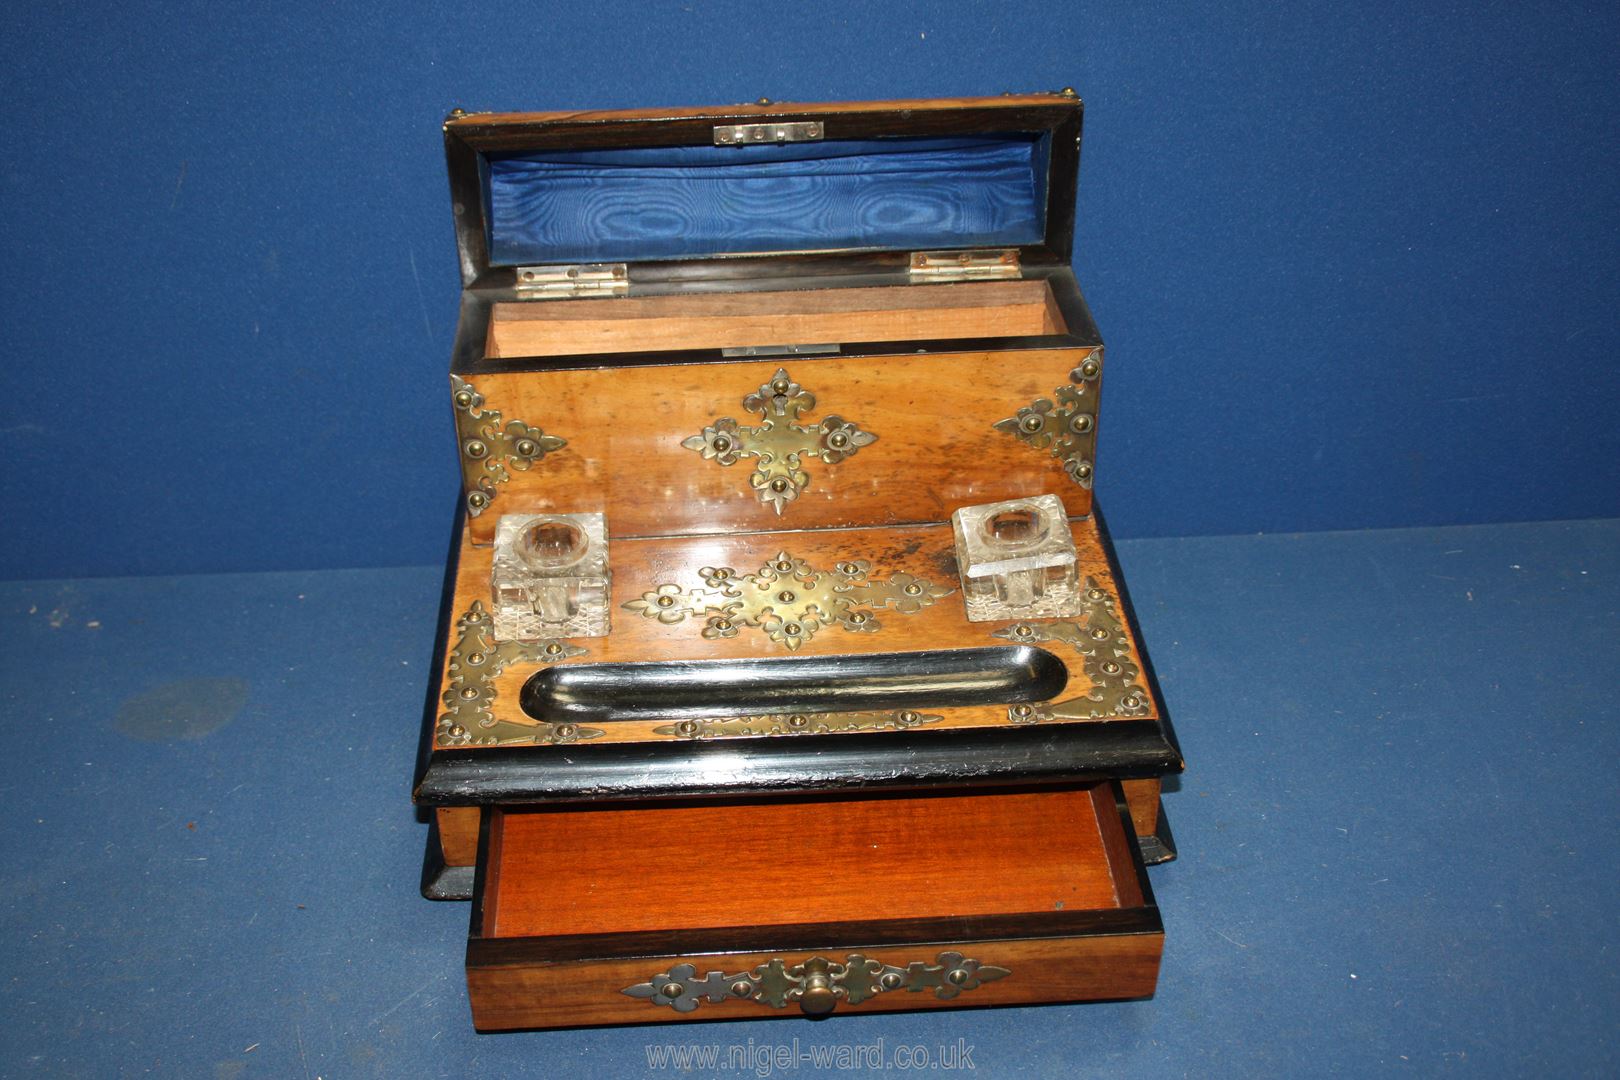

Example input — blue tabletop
[2,519,1615,1078]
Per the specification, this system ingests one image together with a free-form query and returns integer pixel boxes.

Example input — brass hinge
[714,121,824,146]
[908,249,1021,282]
[513,263,629,299]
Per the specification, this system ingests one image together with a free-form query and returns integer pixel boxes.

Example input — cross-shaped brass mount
[682,368,877,513]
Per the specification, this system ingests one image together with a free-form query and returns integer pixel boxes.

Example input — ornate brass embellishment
[993,350,1101,488]
[991,575,1152,722]
[656,710,942,740]
[450,375,566,518]
[435,601,598,747]
[623,552,951,650]
[622,952,1009,1016]
[682,367,876,512]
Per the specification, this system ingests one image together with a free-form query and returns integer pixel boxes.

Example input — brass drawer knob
[797,958,838,1016]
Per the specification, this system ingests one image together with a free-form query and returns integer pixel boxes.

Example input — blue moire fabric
[485,135,1049,265]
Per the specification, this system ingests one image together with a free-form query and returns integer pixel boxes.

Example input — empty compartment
[485,280,1069,359]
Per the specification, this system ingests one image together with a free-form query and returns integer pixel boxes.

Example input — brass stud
[459,686,479,700]
[1015,624,1034,637]
[447,724,466,738]
[787,714,808,728]
[466,652,485,665]
[714,618,732,631]
[770,478,789,493]
[879,972,903,990]
[1080,357,1101,379]
[554,723,576,739]
[898,710,919,724]
[772,379,790,394]
[828,431,849,449]
[1101,661,1122,674]
[947,968,970,985]
[1074,462,1093,479]
[514,438,538,457]
[661,982,685,998]
[1020,415,1044,433]
[775,560,793,572]
[675,720,699,737]
[730,980,754,998]
[1087,588,1107,600]
[656,595,675,607]
[783,622,802,635]
[545,642,563,655]
[712,436,732,452]
[1090,627,1110,640]
[904,583,923,595]
[1069,414,1093,434]
[453,389,474,408]
[467,491,488,509]
[1012,704,1034,719]
[848,612,867,625]
[464,440,488,459]
[777,590,796,603]
[1122,694,1143,709]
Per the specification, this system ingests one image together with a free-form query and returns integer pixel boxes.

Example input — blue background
[2,0,1617,580]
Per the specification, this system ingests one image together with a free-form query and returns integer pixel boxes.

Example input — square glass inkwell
[491,513,610,639]
[952,494,1083,622]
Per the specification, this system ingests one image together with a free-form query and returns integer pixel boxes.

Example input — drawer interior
[484,279,1068,359]
[477,782,1145,942]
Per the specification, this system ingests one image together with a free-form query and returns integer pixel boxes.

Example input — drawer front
[468,933,1161,1031]
[452,347,1100,545]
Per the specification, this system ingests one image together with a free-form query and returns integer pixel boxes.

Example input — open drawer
[466,781,1161,1030]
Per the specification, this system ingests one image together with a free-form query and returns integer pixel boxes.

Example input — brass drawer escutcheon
[682,367,876,513]
[623,952,1010,1016]
[623,550,951,650]
[992,349,1101,489]
[451,375,567,518]
[434,601,596,748]
[992,575,1152,722]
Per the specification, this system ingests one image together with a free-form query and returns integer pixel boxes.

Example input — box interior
[481,784,1140,941]
[483,133,1052,266]
[484,279,1069,359]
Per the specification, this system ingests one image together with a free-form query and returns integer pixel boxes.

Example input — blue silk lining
[485,134,1049,265]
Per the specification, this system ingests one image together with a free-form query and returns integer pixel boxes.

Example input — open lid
[443,93,1083,289]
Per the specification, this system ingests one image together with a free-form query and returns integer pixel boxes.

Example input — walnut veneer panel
[433,515,1156,750]
[459,346,1096,545]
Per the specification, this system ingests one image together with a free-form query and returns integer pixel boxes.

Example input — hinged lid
[444,94,1083,290]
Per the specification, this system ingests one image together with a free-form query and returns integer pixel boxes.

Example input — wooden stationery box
[414,93,1183,1032]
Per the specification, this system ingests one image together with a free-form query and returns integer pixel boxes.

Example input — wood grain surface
[486,281,1065,357]
[433,515,1156,750]
[459,346,1097,544]
[485,787,1123,939]
[467,933,1161,1031]
[447,94,1078,130]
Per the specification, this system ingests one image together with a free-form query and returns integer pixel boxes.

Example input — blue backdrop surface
[1,1,1617,579]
